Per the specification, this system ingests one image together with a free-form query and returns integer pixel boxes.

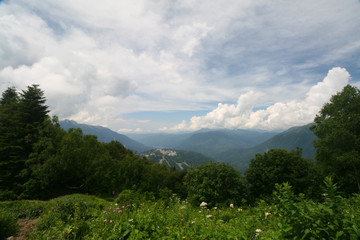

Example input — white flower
[238,208,243,212]
[265,212,271,217]
[206,215,212,218]
[200,202,207,207]
[129,219,134,222]
[229,203,234,208]
[213,207,217,210]
[256,229,262,233]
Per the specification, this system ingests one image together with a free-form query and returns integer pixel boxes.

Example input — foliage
[0,86,187,201]
[271,179,360,239]
[245,148,318,201]
[0,207,19,239]
[0,189,357,239]
[0,85,49,199]
[184,162,245,207]
[311,85,360,193]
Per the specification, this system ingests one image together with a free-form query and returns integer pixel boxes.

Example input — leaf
[300,229,310,240]
[335,231,344,239]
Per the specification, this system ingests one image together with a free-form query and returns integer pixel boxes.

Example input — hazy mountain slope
[140,149,212,170]
[176,129,278,157]
[127,132,192,149]
[218,123,317,172]
[60,120,152,153]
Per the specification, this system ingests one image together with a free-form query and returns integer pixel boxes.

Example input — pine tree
[0,85,50,199]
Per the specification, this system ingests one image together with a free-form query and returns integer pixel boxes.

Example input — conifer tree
[0,87,21,197]
[0,85,49,199]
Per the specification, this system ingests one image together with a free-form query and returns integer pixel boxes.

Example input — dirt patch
[8,218,38,240]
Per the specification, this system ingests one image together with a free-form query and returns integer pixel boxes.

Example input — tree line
[0,84,359,206]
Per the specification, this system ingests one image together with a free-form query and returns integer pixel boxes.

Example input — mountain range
[60,120,317,172]
[60,120,152,153]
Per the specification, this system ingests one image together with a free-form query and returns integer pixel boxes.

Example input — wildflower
[110,220,113,223]
[182,237,186,239]
[121,206,125,209]
[118,210,122,213]
[230,203,234,208]
[200,202,207,207]
[238,208,243,212]
[116,207,120,210]
[103,211,107,214]
[74,203,78,206]
[129,219,134,222]
[256,229,262,233]
[115,203,118,206]
[206,215,212,218]
[113,210,116,213]
[104,219,107,222]
[213,207,217,210]
[265,212,271,218]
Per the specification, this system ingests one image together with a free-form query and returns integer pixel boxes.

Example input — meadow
[1,181,359,240]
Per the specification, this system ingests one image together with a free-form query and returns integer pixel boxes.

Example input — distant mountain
[140,149,213,170]
[176,129,278,157]
[59,120,152,153]
[129,129,279,158]
[127,132,193,149]
[218,123,317,172]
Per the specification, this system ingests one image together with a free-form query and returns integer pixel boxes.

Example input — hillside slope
[140,149,213,170]
[60,120,152,153]
[176,129,278,157]
[217,123,317,172]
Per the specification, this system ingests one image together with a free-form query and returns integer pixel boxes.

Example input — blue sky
[0,0,360,132]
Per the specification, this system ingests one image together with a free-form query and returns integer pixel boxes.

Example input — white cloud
[173,67,351,131]
[0,0,359,132]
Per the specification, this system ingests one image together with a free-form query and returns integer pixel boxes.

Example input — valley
[60,120,316,172]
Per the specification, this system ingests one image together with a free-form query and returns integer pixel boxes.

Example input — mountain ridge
[59,120,152,153]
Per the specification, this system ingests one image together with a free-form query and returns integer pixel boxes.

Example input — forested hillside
[60,119,152,153]
[219,123,317,171]
[140,149,212,170]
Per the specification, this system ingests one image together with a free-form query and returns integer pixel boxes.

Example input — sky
[0,0,360,133]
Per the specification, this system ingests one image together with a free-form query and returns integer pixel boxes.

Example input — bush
[271,179,360,239]
[184,162,245,207]
[115,189,148,205]
[0,208,18,239]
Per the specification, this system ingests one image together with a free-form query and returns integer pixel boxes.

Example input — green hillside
[60,120,152,153]
[218,123,317,172]
[141,149,213,170]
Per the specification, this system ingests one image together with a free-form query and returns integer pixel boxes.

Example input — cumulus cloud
[173,67,351,131]
[0,0,359,132]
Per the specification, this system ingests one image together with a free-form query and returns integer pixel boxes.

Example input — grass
[1,187,360,239]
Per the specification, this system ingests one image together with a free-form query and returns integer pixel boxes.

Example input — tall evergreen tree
[0,85,49,199]
[18,84,49,159]
[0,87,21,197]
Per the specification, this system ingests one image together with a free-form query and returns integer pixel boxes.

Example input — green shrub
[0,208,18,239]
[115,189,147,205]
[271,179,360,239]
